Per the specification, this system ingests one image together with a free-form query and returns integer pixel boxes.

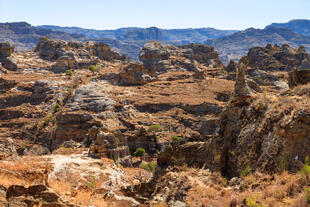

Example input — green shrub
[88,65,101,74]
[140,162,157,173]
[172,136,181,143]
[65,69,73,76]
[240,164,251,177]
[305,188,310,204]
[88,173,97,189]
[147,124,162,133]
[246,196,263,207]
[134,148,145,157]
[43,115,52,127]
[53,102,61,113]
[300,156,310,180]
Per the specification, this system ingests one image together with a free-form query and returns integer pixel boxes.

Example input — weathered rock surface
[0,138,18,160]
[89,129,132,166]
[53,113,102,150]
[246,44,310,71]
[2,184,71,206]
[0,42,18,70]
[0,42,14,59]
[118,63,156,86]
[68,82,115,112]
[35,37,123,71]
[288,68,310,88]
[139,41,223,74]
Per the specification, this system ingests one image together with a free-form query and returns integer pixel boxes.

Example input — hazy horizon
[1,0,310,30]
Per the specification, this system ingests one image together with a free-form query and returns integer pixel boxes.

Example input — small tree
[65,69,73,76]
[172,135,181,143]
[147,124,162,134]
[134,148,145,161]
[88,65,101,75]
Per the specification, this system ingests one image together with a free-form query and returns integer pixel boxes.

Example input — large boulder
[35,36,69,61]
[51,56,77,73]
[139,41,223,74]
[118,63,156,86]
[68,82,115,112]
[0,42,18,71]
[288,68,310,88]
[87,42,122,61]
[0,42,14,59]
[53,113,102,150]
[246,44,310,71]
[89,130,132,166]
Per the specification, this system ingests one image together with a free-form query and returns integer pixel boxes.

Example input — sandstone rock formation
[68,82,115,112]
[288,68,310,88]
[118,63,156,86]
[89,129,132,166]
[1,184,71,206]
[0,42,18,70]
[35,37,123,72]
[139,41,223,74]
[246,44,310,71]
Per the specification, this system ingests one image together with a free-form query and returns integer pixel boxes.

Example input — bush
[65,69,73,76]
[88,65,101,74]
[300,156,310,181]
[43,115,52,126]
[147,124,162,133]
[246,195,263,207]
[134,148,145,157]
[172,136,181,143]
[140,162,157,173]
[240,164,251,177]
[306,188,310,204]
[53,102,61,113]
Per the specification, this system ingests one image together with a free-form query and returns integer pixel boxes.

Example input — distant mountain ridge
[266,19,310,37]
[38,25,237,43]
[0,22,85,51]
[206,27,310,63]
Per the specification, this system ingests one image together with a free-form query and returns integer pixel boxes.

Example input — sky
[0,0,310,30]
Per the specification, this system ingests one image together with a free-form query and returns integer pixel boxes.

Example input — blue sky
[0,0,310,30]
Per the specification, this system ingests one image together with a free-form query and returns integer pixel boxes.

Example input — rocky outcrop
[0,138,18,160]
[35,37,69,61]
[246,44,310,71]
[0,42,18,70]
[0,42,14,59]
[139,41,223,74]
[118,63,156,86]
[288,68,310,88]
[89,129,131,166]
[35,37,123,71]
[225,60,236,72]
[126,128,158,154]
[51,56,77,73]
[1,184,70,206]
[68,82,115,112]
[52,113,102,150]
[88,41,123,61]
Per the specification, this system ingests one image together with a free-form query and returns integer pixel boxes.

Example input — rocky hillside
[0,22,85,51]
[206,27,310,63]
[0,37,310,206]
[266,19,310,37]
